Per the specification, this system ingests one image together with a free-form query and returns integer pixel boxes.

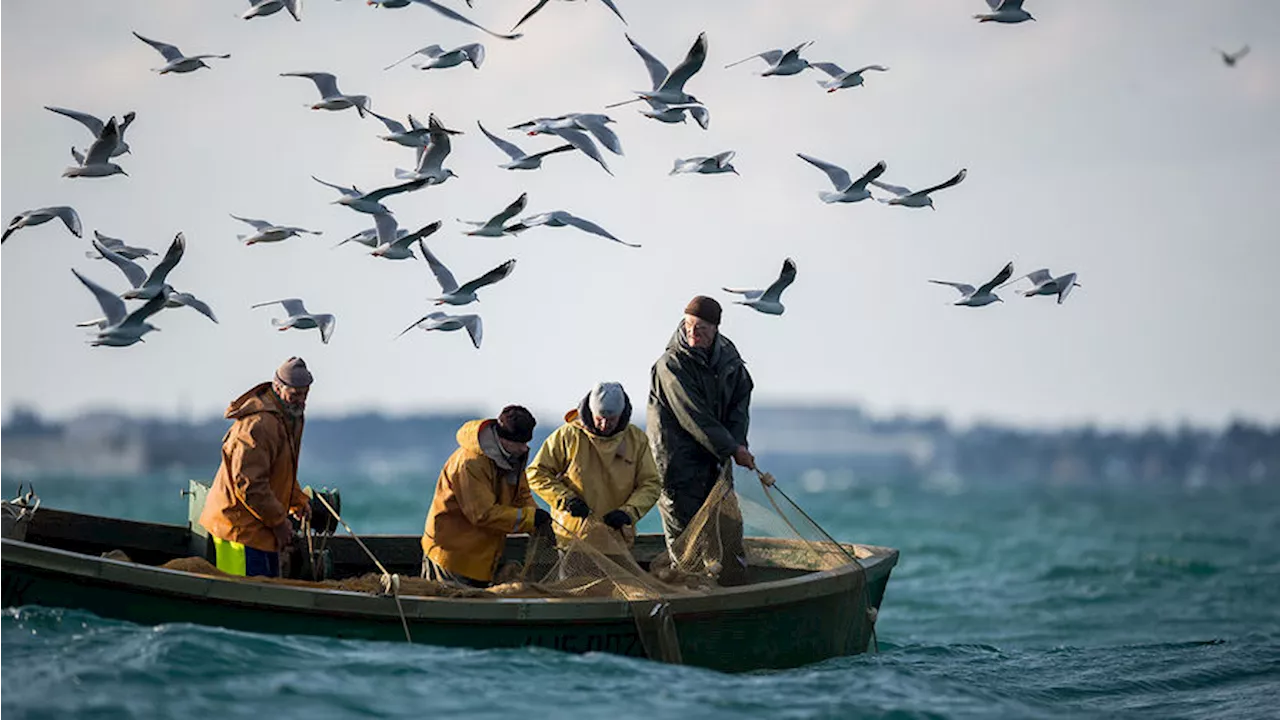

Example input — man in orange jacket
[199,357,313,578]
[421,405,551,588]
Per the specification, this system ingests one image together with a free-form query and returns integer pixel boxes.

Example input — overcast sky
[2,0,1277,431]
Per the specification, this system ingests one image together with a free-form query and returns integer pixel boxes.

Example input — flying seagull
[975,0,1035,23]
[611,32,708,109]
[367,110,431,148]
[418,240,516,306]
[506,210,638,247]
[280,72,370,117]
[383,43,484,71]
[796,154,886,203]
[511,0,626,31]
[87,231,157,260]
[724,41,814,76]
[459,193,528,236]
[723,258,797,315]
[393,114,460,185]
[670,151,739,175]
[91,233,218,322]
[639,100,710,129]
[370,213,443,259]
[811,63,889,93]
[231,214,323,245]
[872,168,967,209]
[477,122,575,170]
[133,32,230,74]
[1000,268,1080,304]
[312,175,418,215]
[64,117,128,178]
[72,269,168,347]
[930,262,1014,307]
[2,206,81,244]
[371,0,523,41]
[242,0,301,21]
[252,298,336,344]
[396,311,484,349]
[1215,45,1250,67]
[45,106,135,158]
[510,113,623,156]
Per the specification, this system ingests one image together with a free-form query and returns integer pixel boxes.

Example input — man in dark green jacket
[647,295,755,585]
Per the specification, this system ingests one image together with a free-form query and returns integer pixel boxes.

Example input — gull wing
[315,314,336,344]
[711,151,736,168]
[456,258,517,296]
[688,105,711,129]
[367,109,408,134]
[251,298,309,317]
[929,280,976,296]
[408,0,523,40]
[373,212,401,247]
[573,115,623,155]
[93,231,126,249]
[365,177,426,202]
[997,0,1025,10]
[456,43,485,68]
[659,32,708,95]
[528,144,575,162]
[72,147,87,166]
[416,130,453,173]
[393,220,443,250]
[284,0,301,21]
[915,168,967,197]
[121,292,169,328]
[51,206,83,237]
[478,121,526,161]
[811,62,846,79]
[722,287,765,300]
[1001,268,1053,289]
[625,34,669,90]
[230,214,275,231]
[850,161,888,190]
[977,262,1015,297]
[45,106,105,138]
[146,233,187,287]
[83,117,120,166]
[385,44,443,71]
[512,0,554,31]
[852,65,890,75]
[986,0,1002,9]
[167,290,219,323]
[281,72,340,98]
[1233,45,1251,62]
[418,241,460,293]
[461,314,483,348]
[312,175,359,198]
[1055,273,1078,304]
[133,32,184,61]
[596,0,626,24]
[760,257,797,303]
[489,193,529,227]
[553,128,611,175]
[797,153,852,191]
[92,236,147,288]
[72,269,128,327]
[725,49,783,69]
[870,179,913,196]
[528,211,639,248]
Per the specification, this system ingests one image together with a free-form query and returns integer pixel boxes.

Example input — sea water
[3,460,1277,719]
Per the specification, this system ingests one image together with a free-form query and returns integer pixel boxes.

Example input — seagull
[670,151,739,175]
[393,115,460,185]
[332,227,380,249]
[396,311,484,348]
[231,214,323,245]
[611,32,708,109]
[507,210,638,248]
[811,63,889,93]
[312,175,417,215]
[511,0,626,31]
[90,233,218,323]
[723,258,797,315]
[371,0,524,41]
[242,0,301,21]
[45,107,135,158]
[367,110,431,147]
[639,100,710,129]
[87,231,157,260]
[872,168,967,209]
[1215,45,1250,67]
[386,43,485,71]
[930,262,1014,307]
[280,72,370,117]
[64,117,128,178]
[477,122,575,170]
[974,0,1035,23]
[1000,268,1080,304]
[370,213,443,259]
[510,113,623,156]
[72,269,168,347]
[724,41,814,76]
[2,206,82,244]
[796,154,886,203]
[133,32,230,74]
[251,298,336,344]
[459,193,527,236]
[418,241,516,306]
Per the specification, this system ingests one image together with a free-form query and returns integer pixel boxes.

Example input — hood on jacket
[569,388,633,437]
[225,382,287,421]
[456,418,522,472]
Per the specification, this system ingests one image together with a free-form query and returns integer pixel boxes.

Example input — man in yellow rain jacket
[527,382,662,552]
[421,406,551,588]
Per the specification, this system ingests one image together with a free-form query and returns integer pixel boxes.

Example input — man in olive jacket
[647,295,755,585]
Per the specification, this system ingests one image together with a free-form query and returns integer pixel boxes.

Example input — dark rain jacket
[646,324,754,527]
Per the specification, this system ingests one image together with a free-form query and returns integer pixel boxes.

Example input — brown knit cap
[274,357,314,388]
[495,405,536,443]
[683,295,722,326]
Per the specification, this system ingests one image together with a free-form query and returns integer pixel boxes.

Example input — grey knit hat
[274,357,313,388]
[588,382,626,418]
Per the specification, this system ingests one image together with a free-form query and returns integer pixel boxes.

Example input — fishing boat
[1,482,898,673]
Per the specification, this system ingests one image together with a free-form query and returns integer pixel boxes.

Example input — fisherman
[421,405,551,588]
[527,382,662,552]
[647,296,756,585]
[199,357,314,578]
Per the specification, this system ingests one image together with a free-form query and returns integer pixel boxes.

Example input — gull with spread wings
[872,169,967,209]
[418,241,516,305]
[280,72,370,117]
[723,258,797,315]
[2,206,81,244]
[251,298,336,344]
[930,262,1013,307]
[396,311,484,349]
[72,269,168,347]
[133,32,229,74]
[796,154,886,204]
[370,213,443,259]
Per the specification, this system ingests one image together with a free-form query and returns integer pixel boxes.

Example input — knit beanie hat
[495,405,536,443]
[683,295,722,325]
[274,357,313,388]
[588,382,626,418]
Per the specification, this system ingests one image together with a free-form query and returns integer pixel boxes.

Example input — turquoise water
[3,463,1278,719]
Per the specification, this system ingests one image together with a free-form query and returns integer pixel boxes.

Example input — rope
[312,492,413,644]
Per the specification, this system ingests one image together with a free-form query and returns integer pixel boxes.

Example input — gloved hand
[602,509,632,530]
[533,508,552,529]
[564,496,591,519]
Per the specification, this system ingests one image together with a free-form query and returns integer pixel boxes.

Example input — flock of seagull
[1,0,1253,349]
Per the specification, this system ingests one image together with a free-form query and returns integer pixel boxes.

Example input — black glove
[533,508,552,529]
[602,509,633,530]
[564,496,591,519]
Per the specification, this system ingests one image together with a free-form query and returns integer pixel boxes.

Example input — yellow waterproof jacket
[199,383,309,552]
[421,419,538,582]
[527,408,662,548]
